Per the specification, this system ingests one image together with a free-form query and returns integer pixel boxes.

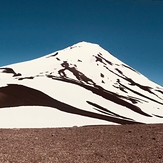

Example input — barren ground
[0,124,163,163]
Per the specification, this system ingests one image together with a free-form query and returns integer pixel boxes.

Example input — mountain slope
[0,42,163,128]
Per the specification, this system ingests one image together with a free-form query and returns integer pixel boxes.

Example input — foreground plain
[0,124,163,163]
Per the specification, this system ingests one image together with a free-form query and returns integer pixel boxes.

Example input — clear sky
[0,0,163,86]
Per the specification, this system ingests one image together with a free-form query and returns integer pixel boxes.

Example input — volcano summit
[0,42,163,128]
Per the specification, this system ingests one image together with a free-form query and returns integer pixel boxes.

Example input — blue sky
[0,0,163,86]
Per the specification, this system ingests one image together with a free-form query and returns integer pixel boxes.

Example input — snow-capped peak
[0,42,163,128]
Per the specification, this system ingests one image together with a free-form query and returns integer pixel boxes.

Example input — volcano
[0,42,163,128]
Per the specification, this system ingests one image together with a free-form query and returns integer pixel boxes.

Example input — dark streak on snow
[56,57,60,61]
[113,84,128,94]
[0,84,141,125]
[94,53,113,66]
[115,68,123,75]
[46,52,58,58]
[100,73,104,78]
[153,114,163,118]
[47,75,152,117]
[103,65,162,101]
[97,53,113,65]
[94,56,106,65]
[18,76,34,80]
[117,80,163,105]
[58,61,95,85]
[0,68,21,77]
[122,64,139,74]
[156,90,163,95]
[87,101,134,121]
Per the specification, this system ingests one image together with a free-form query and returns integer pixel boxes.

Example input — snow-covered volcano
[0,42,163,128]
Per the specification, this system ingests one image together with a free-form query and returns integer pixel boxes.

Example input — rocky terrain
[0,124,163,163]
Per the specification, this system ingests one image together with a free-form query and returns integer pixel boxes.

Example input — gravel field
[0,124,163,163]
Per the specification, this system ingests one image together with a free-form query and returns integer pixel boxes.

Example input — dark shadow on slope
[115,68,123,75]
[0,68,21,77]
[118,81,163,105]
[58,61,95,85]
[87,101,134,121]
[47,75,152,117]
[153,114,163,118]
[18,76,34,80]
[122,64,139,73]
[156,90,163,95]
[104,65,163,102]
[95,53,113,65]
[46,52,58,58]
[94,54,161,101]
[0,84,141,125]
